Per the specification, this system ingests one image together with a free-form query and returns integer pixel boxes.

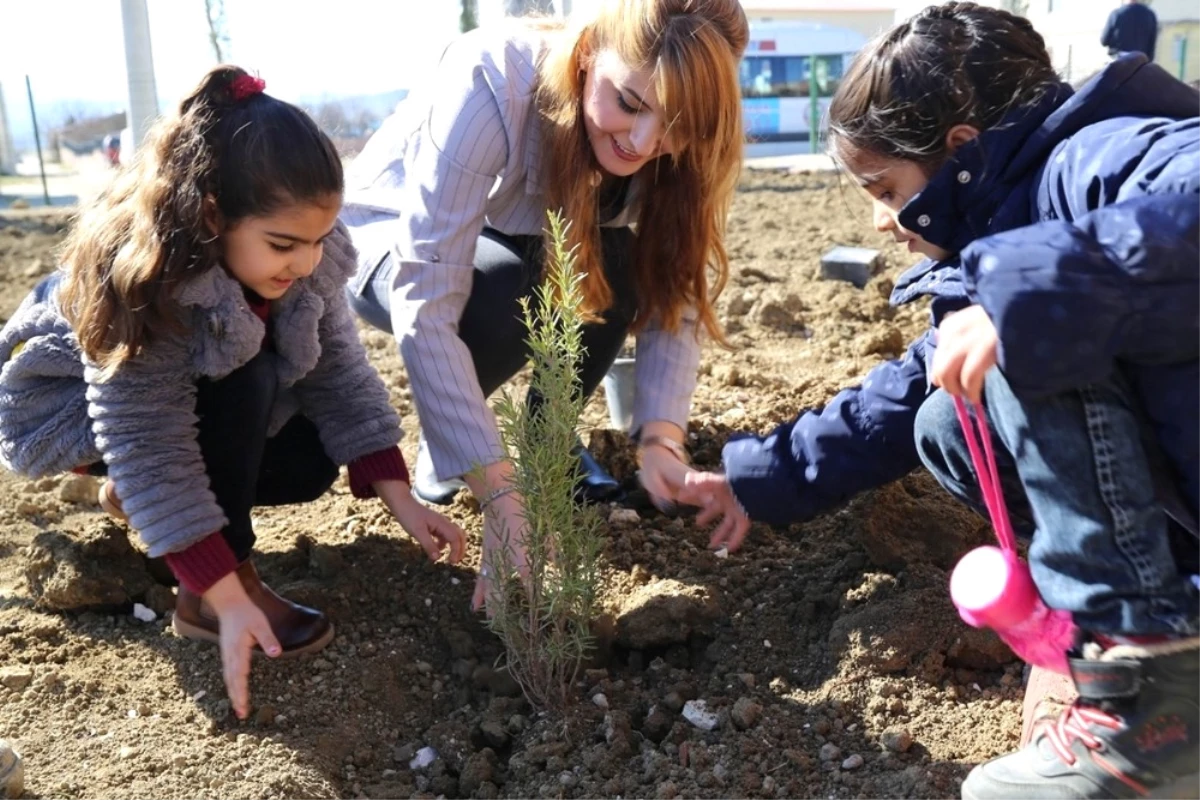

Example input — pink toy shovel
[948,397,1076,675]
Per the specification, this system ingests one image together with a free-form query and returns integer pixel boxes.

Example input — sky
[2,0,461,142]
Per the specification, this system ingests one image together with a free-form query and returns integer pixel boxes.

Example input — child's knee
[914,389,960,468]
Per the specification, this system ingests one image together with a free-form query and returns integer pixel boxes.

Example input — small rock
[881,727,913,753]
[713,546,729,559]
[488,668,522,697]
[119,746,135,759]
[58,474,99,505]
[392,743,415,765]
[479,719,510,749]
[459,749,497,795]
[409,746,437,770]
[819,743,841,763]
[842,753,864,770]
[0,668,33,692]
[738,673,756,689]
[642,708,673,743]
[591,692,609,709]
[446,628,476,659]
[131,603,156,623]
[682,699,719,731]
[731,697,762,730]
[762,776,777,793]
[254,706,277,727]
[663,691,685,713]
[608,508,640,526]
[414,661,433,674]
[656,780,678,799]
[0,740,24,799]
[142,585,176,615]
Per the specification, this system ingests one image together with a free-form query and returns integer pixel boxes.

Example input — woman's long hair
[536,0,748,343]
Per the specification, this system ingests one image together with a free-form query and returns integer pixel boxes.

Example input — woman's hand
[473,488,530,613]
[202,571,281,720]
[464,460,530,614]
[931,305,998,403]
[375,479,467,564]
[676,471,752,552]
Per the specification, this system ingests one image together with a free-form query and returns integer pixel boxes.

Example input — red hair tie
[230,74,266,102]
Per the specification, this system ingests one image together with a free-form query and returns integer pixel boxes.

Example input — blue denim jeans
[915,369,1199,636]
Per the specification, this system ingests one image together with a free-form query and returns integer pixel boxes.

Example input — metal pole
[121,0,160,153]
[25,75,50,207]
[809,55,819,154]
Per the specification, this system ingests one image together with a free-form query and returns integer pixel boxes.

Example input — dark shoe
[961,637,1200,800]
[172,560,334,657]
[573,440,621,504]
[413,437,467,506]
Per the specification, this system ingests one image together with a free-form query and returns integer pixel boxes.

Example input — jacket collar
[173,264,325,385]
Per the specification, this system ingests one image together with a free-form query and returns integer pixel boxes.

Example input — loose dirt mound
[0,173,1023,799]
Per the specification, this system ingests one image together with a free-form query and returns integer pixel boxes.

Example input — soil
[0,171,1025,800]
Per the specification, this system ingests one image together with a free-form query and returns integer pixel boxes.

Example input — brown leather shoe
[172,560,333,657]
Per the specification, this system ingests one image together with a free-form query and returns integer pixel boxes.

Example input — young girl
[676,4,1199,798]
[341,0,747,610]
[0,66,465,721]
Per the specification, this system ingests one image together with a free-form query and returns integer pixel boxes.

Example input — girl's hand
[375,480,466,564]
[676,471,752,552]
[202,571,281,720]
[637,443,693,511]
[931,305,998,403]
[473,489,531,614]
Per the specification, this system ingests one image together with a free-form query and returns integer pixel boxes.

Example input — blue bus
[740,21,868,143]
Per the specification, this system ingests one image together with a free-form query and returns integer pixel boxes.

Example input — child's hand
[677,471,752,552]
[637,443,693,511]
[202,571,282,720]
[932,304,998,403]
[376,480,466,564]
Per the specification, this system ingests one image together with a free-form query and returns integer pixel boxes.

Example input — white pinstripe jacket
[341,23,701,481]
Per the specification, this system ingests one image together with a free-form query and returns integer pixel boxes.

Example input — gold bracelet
[637,434,690,466]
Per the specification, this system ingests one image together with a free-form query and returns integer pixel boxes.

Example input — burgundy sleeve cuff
[163,532,239,595]
[347,446,411,499]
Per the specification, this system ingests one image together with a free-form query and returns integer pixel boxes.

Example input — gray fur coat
[0,223,402,557]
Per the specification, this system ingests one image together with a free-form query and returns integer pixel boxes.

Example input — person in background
[1102,0,1159,61]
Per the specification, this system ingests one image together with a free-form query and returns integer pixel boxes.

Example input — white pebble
[132,603,156,623]
[191,690,207,702]
[764,639,772,649]
[409,746,438,770]
[681,700,719,731]
[713,546,729,559]
[450,577,460,585]
[842,754,864,770]
[592,693,609,709]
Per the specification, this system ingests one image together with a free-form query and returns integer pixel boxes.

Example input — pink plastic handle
[952,397,1017,554]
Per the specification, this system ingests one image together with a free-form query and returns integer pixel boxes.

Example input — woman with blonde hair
[342,0,748,609]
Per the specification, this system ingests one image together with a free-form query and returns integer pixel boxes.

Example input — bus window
[741,55,812,98]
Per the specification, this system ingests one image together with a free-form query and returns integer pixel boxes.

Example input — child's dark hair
[828,2,1060,173]
[60,65,343,376]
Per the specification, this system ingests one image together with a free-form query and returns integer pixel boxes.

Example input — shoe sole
[171,615,335,658]
[961,764,1199,800]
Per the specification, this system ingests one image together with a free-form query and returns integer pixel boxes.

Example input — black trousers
[348,227,639,411]
[92,352,338,561]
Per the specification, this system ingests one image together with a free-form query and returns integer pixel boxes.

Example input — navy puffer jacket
[723,54,1199,529]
